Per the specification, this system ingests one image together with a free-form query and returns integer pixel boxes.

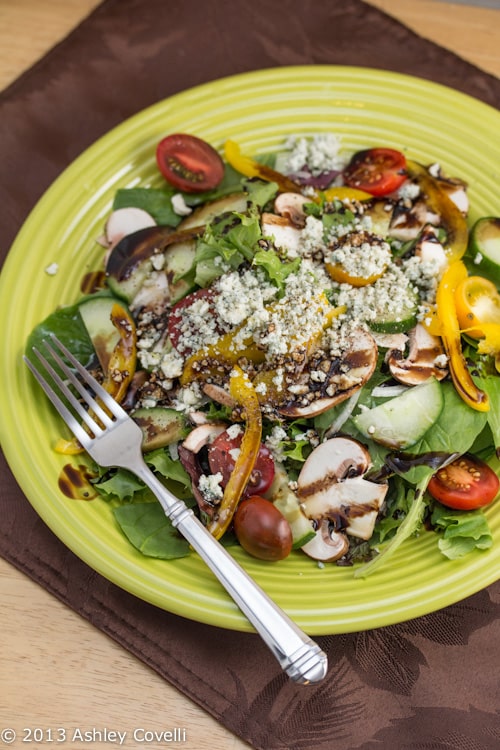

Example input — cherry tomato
[343,148,407,196]
[167,288,216,352]
[156,134,225,193]
[208,429,275,497]
[233,496,293,561]
[428,454,500,510]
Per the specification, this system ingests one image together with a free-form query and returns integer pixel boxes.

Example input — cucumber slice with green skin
[369,288,419,334]
[469,217,500,284]
[132,407,189,451]
[78,295,123,370]
[164,239,197,305]
[269,465,315,548]
[273,491,316,549]
[353,377,444,449]
[105,225,204,303]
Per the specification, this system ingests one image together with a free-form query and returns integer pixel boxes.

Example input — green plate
[1,67,500,634]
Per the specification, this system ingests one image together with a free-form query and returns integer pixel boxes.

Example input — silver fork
[24,335,328,685]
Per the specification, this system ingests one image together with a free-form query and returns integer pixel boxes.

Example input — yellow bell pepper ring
[406,160,468,262]
[55,302,137,454]
[224,139,303,194]
[455,275,500,339]
[436,261,489,412]
[207,366,263,540]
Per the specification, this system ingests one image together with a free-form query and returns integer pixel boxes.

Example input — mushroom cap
[297,437,388,540]
[387,323,448,385]
[301,520,349,562]
[277,328,378,418]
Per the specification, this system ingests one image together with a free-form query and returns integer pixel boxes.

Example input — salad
[26,131,500,576]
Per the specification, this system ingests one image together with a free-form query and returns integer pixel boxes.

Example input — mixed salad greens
[26,131,500,575]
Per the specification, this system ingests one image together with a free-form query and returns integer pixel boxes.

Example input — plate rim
[1,65,500,635]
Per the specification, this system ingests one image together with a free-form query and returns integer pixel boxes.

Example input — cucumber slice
[78,296,123,370]
[269,466,315,548]
[132,407,189,451]
[469,217,500,283]
[273,490,316,549]
[353,377,444,449]
[369,288,419,334]
[164,239,197,304]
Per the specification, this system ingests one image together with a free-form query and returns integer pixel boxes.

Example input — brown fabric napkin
[1,1,499,748]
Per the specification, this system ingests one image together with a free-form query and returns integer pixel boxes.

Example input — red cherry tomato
[428,454,500,511]
[343,148,407,196]
[233,496,293,561]
[208,429,275,497]
[156,134,225,193]
[167,288,215,352]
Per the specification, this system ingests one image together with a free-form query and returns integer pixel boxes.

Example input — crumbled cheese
[284,133,345,175]
[396,181,420,202]
[226,424,243,440]
[328,237,391,280]
[151,253,165,271]
[474,252,483,265]
[198,473,224,503]
[44,262,59,275]
[171,193,193,216]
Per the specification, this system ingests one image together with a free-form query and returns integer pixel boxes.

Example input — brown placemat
[1,1,499,748]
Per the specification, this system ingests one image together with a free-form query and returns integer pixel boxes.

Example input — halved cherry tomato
[156,134,224,193]
[168,288,217,352]
[208,428,275,497]
[428,454,499,510]
[343,148,407,197]
[233,496,293,561]
[455,276,500,338]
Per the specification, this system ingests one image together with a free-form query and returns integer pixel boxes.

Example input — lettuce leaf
[113,502,190,559]
[431,504,493,559]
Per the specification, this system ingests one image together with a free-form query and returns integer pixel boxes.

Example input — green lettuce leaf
[431,504,493,559]
[113,502,190,559]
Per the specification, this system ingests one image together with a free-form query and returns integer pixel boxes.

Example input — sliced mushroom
[277,328,378,418]
[414,225,448,274]
[387,323,448,385]
[181,423,226,453]
[301,520,349,562]
[273,193,310,227]
[101,207,156,254]
[427,165,469,215]
[178,423,227,519]
[370,330,408,352]
[297,437,388,541]
[389,200,440,242]
[261,212,302,254]
[202,383,237,408]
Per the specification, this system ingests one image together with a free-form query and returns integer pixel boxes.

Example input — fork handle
[136,464,328,684]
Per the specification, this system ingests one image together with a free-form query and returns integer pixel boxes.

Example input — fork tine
[49,334,126,420]
[40,339,113,430]
[24,354,93,447]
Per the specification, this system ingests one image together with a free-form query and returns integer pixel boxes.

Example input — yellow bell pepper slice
[207,366,262,540]
[224,139,303,194]
[322,186,373,202]
[436,260,489,412]
[181,295,343,386]
[474,324,500,373]
[455,275,500,339]
[55,303,137,454]
[407,160,468,262]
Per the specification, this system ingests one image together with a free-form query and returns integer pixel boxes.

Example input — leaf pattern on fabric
[352,706,500,750]
[324,629,426,695]
[222,659,366,750]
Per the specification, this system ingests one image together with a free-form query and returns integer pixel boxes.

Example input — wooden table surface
[0,2,498,749]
